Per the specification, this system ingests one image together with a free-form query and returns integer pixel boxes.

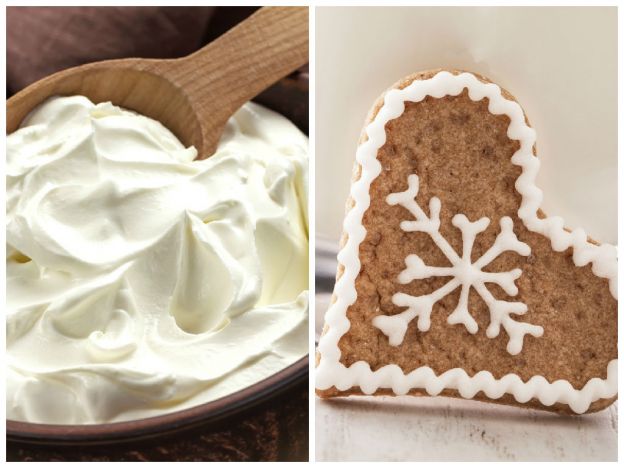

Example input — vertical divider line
[308,3,316,463]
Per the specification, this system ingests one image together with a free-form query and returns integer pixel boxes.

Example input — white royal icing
[373,174,543,355]
[315,71,618,413]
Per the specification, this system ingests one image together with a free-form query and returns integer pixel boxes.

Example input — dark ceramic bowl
[7,356,308,446]
[7,72,309,460]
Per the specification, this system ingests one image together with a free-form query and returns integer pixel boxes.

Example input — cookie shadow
[318,394,615,429]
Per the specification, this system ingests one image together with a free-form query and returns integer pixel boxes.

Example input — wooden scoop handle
[151,6,309,157]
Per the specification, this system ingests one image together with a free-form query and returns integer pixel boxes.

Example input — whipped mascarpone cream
[7,96,308,424]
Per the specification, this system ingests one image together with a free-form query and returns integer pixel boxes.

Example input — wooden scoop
[6,6,308,159]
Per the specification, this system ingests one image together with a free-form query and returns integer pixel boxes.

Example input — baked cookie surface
[315,70,617,414]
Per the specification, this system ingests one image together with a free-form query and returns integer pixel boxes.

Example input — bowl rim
[6,354,308,446]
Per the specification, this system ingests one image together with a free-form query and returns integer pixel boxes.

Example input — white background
[315,6,618,462]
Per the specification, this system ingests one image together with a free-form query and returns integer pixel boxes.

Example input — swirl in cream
[7,96,308,424]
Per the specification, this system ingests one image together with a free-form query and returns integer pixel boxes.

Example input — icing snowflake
[372,174,544,355]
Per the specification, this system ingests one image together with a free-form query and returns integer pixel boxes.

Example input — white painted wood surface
[315,292,617,462]
[316,396,617,462]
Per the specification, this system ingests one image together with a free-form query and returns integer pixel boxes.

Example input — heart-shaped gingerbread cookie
[316,70,617,414]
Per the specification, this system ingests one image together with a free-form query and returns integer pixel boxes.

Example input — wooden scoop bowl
[6,6,308,159]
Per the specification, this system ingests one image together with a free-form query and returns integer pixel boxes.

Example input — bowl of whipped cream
[6,71,309,445]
